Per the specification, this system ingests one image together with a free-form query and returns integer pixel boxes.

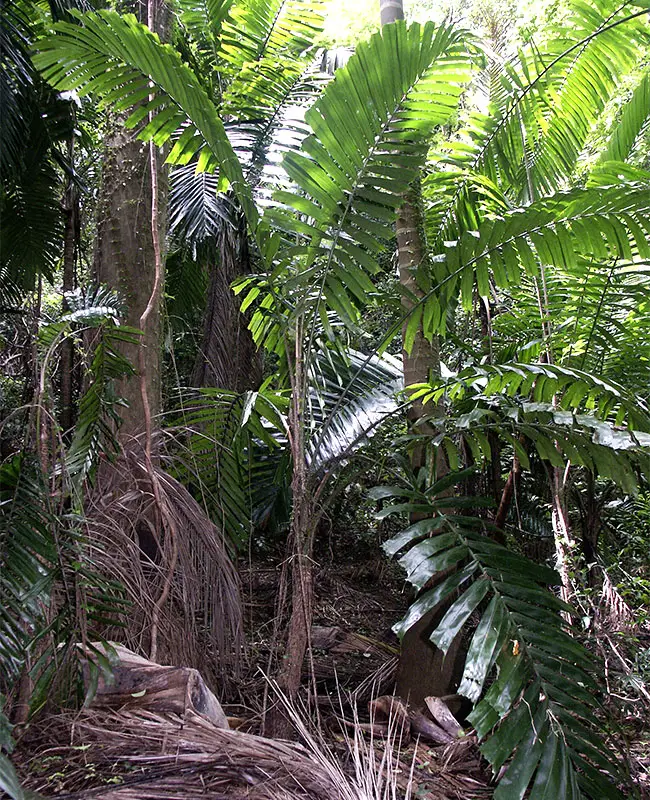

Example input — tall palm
[169,0,328,391]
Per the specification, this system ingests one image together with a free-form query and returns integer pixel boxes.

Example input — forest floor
[12,543,650,799]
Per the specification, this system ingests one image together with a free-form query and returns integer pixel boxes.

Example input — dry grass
[17,684,491,800]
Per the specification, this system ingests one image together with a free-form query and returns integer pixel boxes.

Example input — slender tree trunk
[266,321,319,738]
[551,465,575,606]
[93,0,170,444]
[378,4,459,705]
[192,219,262,391]
[60,134,79,435]
[579,470,600,586]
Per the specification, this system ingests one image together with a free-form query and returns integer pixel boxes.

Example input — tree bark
[379,3,460,704]
[380,0,406,25]
[192,219,262,391]
[266,323,319,738]
[579,470,600,586]
[93,0,170,443]
[60,134,79,435]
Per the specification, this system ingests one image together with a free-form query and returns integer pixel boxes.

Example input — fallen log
[81,643,228,729]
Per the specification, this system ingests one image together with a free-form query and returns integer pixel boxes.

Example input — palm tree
[170,0,327,391]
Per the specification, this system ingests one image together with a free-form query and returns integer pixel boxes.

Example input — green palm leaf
[220,0,326,70]
[176,0,234,58]
[523,0,647,199]
[168,163,232,244]
[34,9,260,233]
[166,387,289,548]
[429,184,650,330]
[307,348,403,471]
[597,70,650,164]
[426,0,649,248]
[376,474,626,799]
[243,20,471,345]
[411,360,650,430]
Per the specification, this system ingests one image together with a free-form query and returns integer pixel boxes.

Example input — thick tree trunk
[93,0,170,443]
[192,220,262,391]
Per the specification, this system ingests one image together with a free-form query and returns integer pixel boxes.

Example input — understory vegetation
[1,0,650,797]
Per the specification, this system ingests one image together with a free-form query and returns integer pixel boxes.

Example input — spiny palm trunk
[93,0,170,445]
[92,0,173,662]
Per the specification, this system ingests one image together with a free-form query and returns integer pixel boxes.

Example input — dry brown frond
[20,707,343,800]
[599,570,635,630]
[85,445,243,691]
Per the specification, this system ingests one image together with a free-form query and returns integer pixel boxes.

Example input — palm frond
[426,0,650,247]
[307,348,403,471]
[165,387,288,548]
[0,457,57,685]
[220,0,326,71]
[524,0,647,199]
[241,20,472,349]
[412,359,650,431]
[428,184,650,332]
[38,286,138,478]
[0,104,63,288]
[0,0,33,176]
[176,0,234,59]
[375,473,626,799]
[34,9,260,233]
[597,70,650,165]
[168,163,233,244]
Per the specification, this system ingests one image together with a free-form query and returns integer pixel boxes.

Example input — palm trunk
[93,0,170,444]
[60,135,78,435]
[266,320,319,738]
[380,0,405,25]
[394,187,460,704]
[192,219,262,391]
[551,465,575,607]
[379,4,459,705]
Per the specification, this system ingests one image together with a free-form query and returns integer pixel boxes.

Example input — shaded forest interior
[2,0,650,798]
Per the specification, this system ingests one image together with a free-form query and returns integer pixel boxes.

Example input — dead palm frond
[86,443,243,692]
